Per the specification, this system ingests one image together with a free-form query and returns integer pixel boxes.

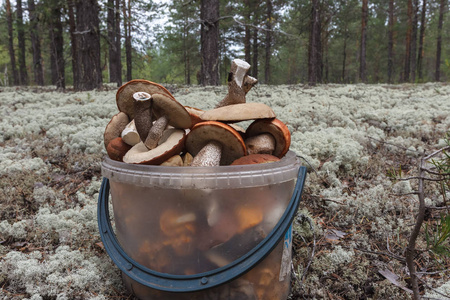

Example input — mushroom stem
[243,75,258,94]
[121,120,140,146]
[133,92,153,142]
[215,59,252,108]
[190,140,223,167]
[245,133,276,155]
[144,115,169,149]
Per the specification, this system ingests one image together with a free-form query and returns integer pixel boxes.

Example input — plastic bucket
[98,151,306,300]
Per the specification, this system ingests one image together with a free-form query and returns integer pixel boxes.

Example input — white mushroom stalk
[245,133,276,155]
[190,140,223,167]
[121,120,140,146]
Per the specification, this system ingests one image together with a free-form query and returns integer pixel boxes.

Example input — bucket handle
[97,166,307,293]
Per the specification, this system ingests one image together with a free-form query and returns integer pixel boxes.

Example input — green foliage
[425,133,450,258]
[426,214,450,258]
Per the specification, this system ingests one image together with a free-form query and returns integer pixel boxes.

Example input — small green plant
[425,133,450,258]
[426,214,450,257]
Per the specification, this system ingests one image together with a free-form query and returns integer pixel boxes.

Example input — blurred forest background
[0,0,448,91]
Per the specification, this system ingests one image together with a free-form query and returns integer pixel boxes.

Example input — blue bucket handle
[97,166,307,293]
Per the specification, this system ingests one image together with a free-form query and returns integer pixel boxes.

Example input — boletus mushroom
[185,121,247,166]
[215,59,258,108]
[200,103,276,123]
[245,118,291,158]
[123,128,186,165]
[133,92,191,150]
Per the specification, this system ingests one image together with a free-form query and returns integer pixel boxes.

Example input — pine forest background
[0,0,449,91]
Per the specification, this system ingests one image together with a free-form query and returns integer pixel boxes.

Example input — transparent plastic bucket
[98,151,306,300]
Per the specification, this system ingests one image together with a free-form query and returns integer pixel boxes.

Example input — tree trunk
[107,0,121,85]
[28,0,44,86]
[308,0,321,86]
[114,0,122,85]
[243,0,251,67]
[123,0,132,82]
[410,0,419,82]
[200,0,220,86]
[75,0,102,90]
[48,0,65,89]
[68,0,79,88]
[387,0,394,84]
[342,28,347,83]
[435,0,445,82]
[403,0,412,82]
[359,0,368,83]
[16,0,29,85]
[264,0,272,84]
[252,27,259,79]
[6,0,19,86]
[417,0,426,81]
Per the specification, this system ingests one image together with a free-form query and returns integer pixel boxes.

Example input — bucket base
[122,237,291,300]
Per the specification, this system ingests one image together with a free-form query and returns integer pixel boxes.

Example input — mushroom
[160,155,183,166]
[185,121,247,167]
[200,103,276,123]
[184,106,204,127]
[116,79,176,119]
[245,118,291,158]
[123,128,186,165]
[121,120,140,146]
[103,111,130,149]
[106,137,132,161]
[215,59,257,108]
[133,92,191,150]
[231,154,280,165]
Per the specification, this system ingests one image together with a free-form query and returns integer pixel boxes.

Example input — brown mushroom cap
[184,106,205,127]
[116,79,176,119]
[104,112,130,149]
[200,103,276,123]
[246,118,291,158]
[123,128,186,165]
[185,121,246,166]
[151,93,191,129]
[106,137,132,161]
[231,154,280,165]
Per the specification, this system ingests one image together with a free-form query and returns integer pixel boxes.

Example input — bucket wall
[100,151,302,300]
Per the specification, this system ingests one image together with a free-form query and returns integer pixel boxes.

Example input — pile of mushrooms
[104,59,291,167]
[103,60,293,298]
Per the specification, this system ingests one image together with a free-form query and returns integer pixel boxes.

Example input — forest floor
[0,83,449,299]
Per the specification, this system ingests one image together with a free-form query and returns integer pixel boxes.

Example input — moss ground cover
[0,83,449,299]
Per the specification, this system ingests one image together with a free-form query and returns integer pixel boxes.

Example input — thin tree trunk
[410,0,419,82]
[342,28,347,83]
[244,0,252,67]
[75,0,102,91]
[417,0,426,81]
[28,0,44,86]
[6,0,19,85]
[68,0,79,89]
[16,0,29,86]
[388,0,394,83]
[115,0,122,86]
[404,0,412,82]
[123,0,132,82]
[264,0,272,84]
[107,0,119,84]
[49,1,65,89]
[359,0,368,83]
[200,0,220,85]
[308,0,321,86]
[435,0,445,82]
[252,27,259,79]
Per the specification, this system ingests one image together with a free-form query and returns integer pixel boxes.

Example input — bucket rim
[102,151,301,189]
